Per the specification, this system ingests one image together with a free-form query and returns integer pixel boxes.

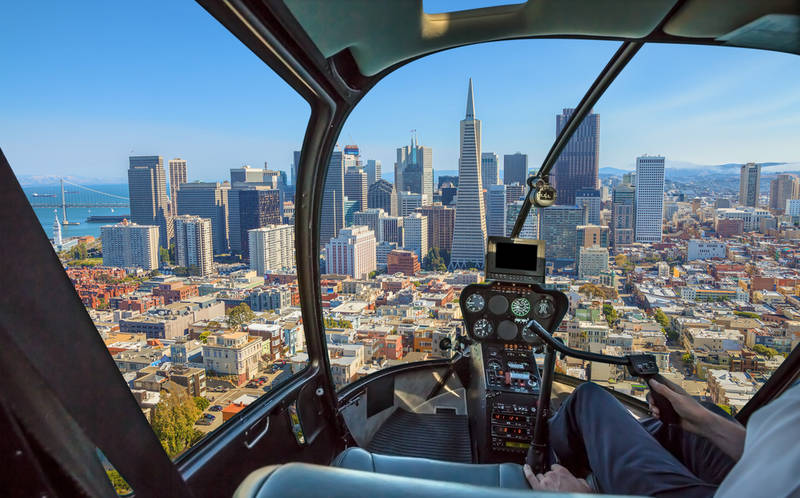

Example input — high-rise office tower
[481,152,500,189]
[353,208,385,239]
[506,201,538,239]
[769,173,798,212]
[739,162,761,208]
[634,155,665,243]
[238,189,282,260]
[505,183,526,204]
[344,169,368,212]
[395,135,433,204]
[368,179,397,216]
[174,215,214,276]
[576,224,609,266]
[228,166,282,254]
[168,158,187,214]
[128,155,172,249]
[325,225,376,279]
[321,150,345,248]
[101,221,159,270]
[398,191,423,217]
[552,108,599,205]
[486,184,507,237]
[402,212,428,260]
[440,185,458,206]
[292,151,301,187]
[248,224,295,275]
[415,204,454,254]
[344,197,359,226]
[539,205,584,264]
[176,181,230,254]
[343,145,361,170]
[438,175,459,189]
[611,183,635,247]
[450,79,487,270]
[365,159,382,186]
[575,188,601,225]
[503,153,528,186]
[379,215,404,245]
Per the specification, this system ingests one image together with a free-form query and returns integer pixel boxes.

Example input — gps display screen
[494,241,538,272]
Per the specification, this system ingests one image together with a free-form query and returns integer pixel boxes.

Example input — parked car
[195,418,212,426]
[204,413,215,420]
[209,405,223,412]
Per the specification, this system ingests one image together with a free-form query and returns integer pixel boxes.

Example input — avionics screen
[494,242,538,272]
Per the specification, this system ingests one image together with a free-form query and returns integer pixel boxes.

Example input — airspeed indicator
[511,297,531,317]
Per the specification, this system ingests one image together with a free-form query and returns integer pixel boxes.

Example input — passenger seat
[332,447,530,489]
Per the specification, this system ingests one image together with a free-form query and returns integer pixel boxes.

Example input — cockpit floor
[367,408,472,463]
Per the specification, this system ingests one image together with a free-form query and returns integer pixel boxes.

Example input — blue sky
[1,1,798,183]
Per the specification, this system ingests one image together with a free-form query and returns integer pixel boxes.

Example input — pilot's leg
[549,382,718,497]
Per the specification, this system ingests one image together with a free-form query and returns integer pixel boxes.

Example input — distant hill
[16,174,126,186]
[599,167,632,176]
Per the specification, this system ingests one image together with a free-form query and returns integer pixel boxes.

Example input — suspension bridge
[27,178,130,225]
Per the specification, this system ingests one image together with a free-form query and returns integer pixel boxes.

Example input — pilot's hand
[648,378,710,435]
[524,464,593,493]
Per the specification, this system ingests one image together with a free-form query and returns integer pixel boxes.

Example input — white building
[634,155,665,243]
[202,332,263,385]
[248,224,295,275]
[101,221,159,270]
[715,207,771,232]
[786,199,800,217]
[174,215,214,276]
[486,184,507,237]
[687,239,726,261]
[402,212,428,260]
[398,191,423,217]
[578,246,609,278]
[325,225,376,279]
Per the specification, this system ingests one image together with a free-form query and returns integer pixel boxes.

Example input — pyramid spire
[465,78,475,120]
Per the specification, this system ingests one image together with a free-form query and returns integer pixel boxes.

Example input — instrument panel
[459,282,568,344]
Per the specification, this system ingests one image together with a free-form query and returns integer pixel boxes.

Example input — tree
[682,352,694,363]
[602,303,618,327]
[753,344,778,358]
[654,309,670,328]
[193,396,210,412]
[422,247,447,272]
[106,469,132,495]
[159,246,170,265]
[734,311,760,319]
[614,254,628,268]
[151,395,201,458]
[227,303,255,331]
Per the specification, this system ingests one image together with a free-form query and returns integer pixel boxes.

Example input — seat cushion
[332,447,530,489]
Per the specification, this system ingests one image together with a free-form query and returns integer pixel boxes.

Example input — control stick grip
[643,374,680,425]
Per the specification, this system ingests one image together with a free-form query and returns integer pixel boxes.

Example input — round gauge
[487,359,503,372]
[521,325,540,344]
[464,293,485,313]
[497,320,518,341]
[488,294,509,315]
[511,297,531,317]
[472,318,493,339]
[534,297,555,319]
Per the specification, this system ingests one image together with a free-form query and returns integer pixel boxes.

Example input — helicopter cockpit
[2,1,800,497]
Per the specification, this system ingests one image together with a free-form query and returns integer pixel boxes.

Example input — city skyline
[2,3,800,182]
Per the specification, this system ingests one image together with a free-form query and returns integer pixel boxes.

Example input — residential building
[101,221,159,270]
[552,108,599,205]
[769,173,799,212]
[481,152,500,188]
[575,188,601,225]
[248,224,295,275]
[739,162,761,207]
[503,153,528,186]
[203,332,263,386]
[450,79,488,269]
[325,225,377,279]
[787,199,800,217]
[174,216,214,276]
[634,155,665,243]
[539,205,583,264]
[128,155,172,249]
[176,181,230,254]
[578,246,609,278]
[506,200,538,239]
[687,240,726,260]
[168,158,187,213]
[402,212,428,260]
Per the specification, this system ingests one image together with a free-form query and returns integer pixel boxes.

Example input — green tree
[682,352,694,363]
[151,395,201,458]
[753,344,778,358]
[227,303,255,331]
[734,311,760,319]
[159,246,170,265]
[198,331,211,343]
[602,303,617,327]
[422,247,447,272]
[194,396,210,412]
[106,469,132,495]
[654,309,670,328]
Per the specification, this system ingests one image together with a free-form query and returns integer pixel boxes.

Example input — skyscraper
[402,212,428,260]
[128,155,172,249]
[486,184,507,237]
[552,108,599,205]
[539,205,584,264]
[174,215,214,276]
[344,168,368,212]
[101,221,159,270]
[248,225,295,275]
[769,173,798,212]
[368,179,397,216]
[365,159,382,186]
[575,188,601,225]
[415,204,454,255]
[176,181,230,254]
[228,166,282,254]
[325,225,376,279]
[481,152,500,188]
[739,162,761,208]
[395,135,433,204]
[239,189,282,260]
[506,201,538,239]
[379,216,404,245]
[320,150,345,247]
[611,183,635,247]
[397,191,423,217]
[292,150,301,187]
[634,155,665,243]
[450,79,487,270]
[353,208,386,238]
[168,158,187,214]
[503,153,528,186]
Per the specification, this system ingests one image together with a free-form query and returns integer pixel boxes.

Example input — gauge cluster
[459,282,567,344]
